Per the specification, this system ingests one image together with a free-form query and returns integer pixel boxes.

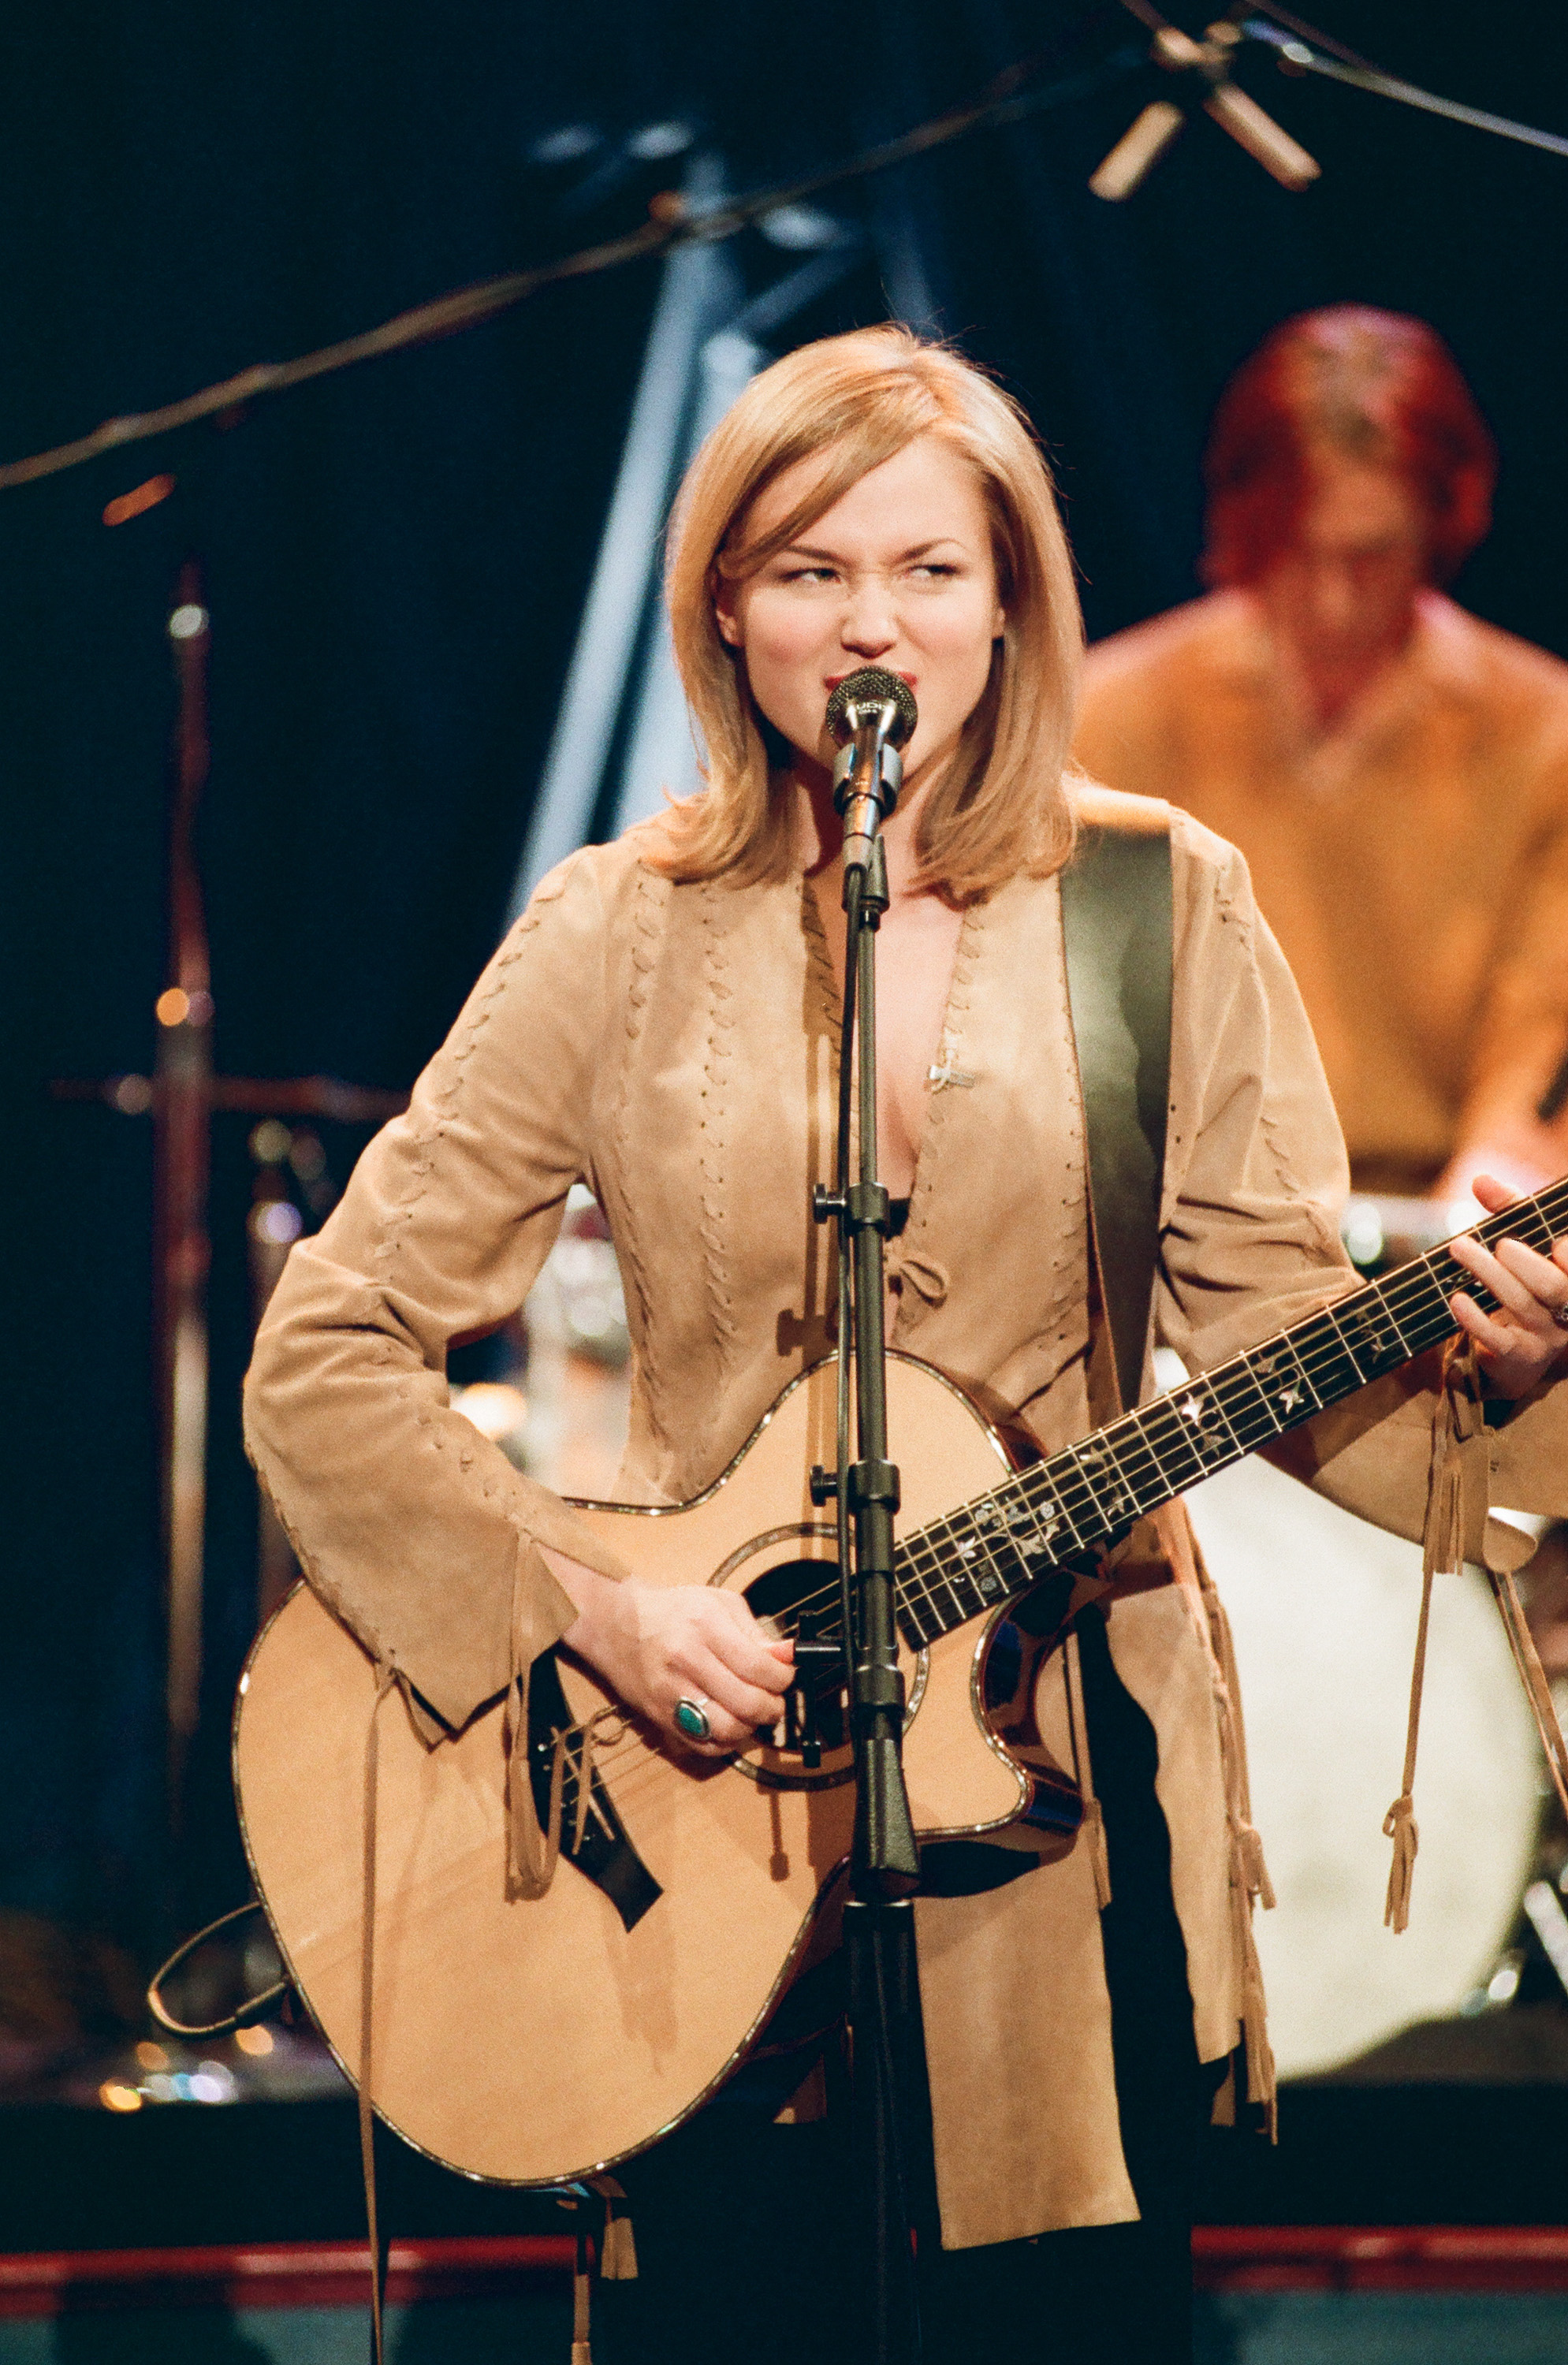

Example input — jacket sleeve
[242,851,632,1737]
[1154,812,1568,1543]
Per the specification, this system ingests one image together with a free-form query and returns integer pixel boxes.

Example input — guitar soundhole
[726,1544,928,1792]
[743,1558,849,1756]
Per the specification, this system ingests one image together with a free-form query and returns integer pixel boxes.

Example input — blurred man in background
[1074,305,1568,1206]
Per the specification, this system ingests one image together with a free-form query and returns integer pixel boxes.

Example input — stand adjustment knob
[809,1464,838,1507]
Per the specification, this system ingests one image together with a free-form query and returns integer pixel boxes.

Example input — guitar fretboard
[891,1178,1568,1651]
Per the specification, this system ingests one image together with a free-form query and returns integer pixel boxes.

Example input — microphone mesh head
[824,665,918,750]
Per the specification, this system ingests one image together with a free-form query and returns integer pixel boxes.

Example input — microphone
[825,665,918,877]
[1089,20,1320,202]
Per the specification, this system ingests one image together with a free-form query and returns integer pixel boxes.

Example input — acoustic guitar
[233,1175,1567,2186]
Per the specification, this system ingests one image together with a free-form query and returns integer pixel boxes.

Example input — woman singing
[244,328,1568,2363]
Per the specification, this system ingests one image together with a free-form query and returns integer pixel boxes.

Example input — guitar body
[233,1353,1059,2187]
[234,1170,1568,2186]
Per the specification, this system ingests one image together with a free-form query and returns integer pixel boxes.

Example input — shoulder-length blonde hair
[645,326,1082,901]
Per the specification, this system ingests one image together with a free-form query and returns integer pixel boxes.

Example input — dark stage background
[6,0,1568,1983]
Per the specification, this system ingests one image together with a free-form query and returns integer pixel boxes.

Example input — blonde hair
[646,327,1082,901]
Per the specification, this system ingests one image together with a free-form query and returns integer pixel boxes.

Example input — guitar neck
[893,1176,1568,1651]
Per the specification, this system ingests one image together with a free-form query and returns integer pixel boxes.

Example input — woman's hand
[1447,1173,1568,1399]
[551,1558,794,1756]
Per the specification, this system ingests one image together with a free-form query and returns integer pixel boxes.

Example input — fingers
[648,1588,796,1753]
[676,1647,786,1749]
[1449,1287,1516,1363]
[709,1593,796,1693]
[1467,1172,1518,1215]
[1451,1231,1568,1333]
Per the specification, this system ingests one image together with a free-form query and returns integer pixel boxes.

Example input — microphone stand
[811,686,924,2365]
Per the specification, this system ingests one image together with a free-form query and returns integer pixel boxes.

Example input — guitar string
[614,1182,1568,1668]
[546,1223,1556,1807]
[534,1182,1568,1802]
[546,1187,1568,1796]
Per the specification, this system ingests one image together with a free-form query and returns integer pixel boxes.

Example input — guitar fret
[1026,1468,1095,1554]
[892,1539,946,1647]
[926,1512,1002,1626]
[1015,1471,1086,1561]
[1134,1395,1210,1491]
[911,1526,974,1629]
[1165,1372,1242,1473]
[1209,1354,1285,1451]
[1291,1305,1367,1402]
[1333,1284,1415,1379]
[1123,1406,1195,1503]
[995,1480,1082,1577]
[1102,1416,1168,1510]
[1246,1330,1324,1428]
[1062,1434,1138,1537]
[881,1175,1568,1650]
[970,1496,1046,1597]
[1399,1257,1461,1344]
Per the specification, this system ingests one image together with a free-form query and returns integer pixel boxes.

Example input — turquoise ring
[674,1696,712,1742]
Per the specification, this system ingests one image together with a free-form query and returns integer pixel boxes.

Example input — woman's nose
[840,579,898,656]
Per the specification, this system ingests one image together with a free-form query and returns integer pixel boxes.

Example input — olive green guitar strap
[1059,811,1173,1417]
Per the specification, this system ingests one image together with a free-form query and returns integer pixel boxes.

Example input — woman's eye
[911,562,959,581]
[781,566,837,584]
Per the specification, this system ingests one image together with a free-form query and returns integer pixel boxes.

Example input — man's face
[1257,455,1426,674]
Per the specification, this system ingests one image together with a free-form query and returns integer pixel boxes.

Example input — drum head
[1182,1451,1539,2079]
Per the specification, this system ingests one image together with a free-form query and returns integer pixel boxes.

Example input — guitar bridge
[528,1654,662,1934]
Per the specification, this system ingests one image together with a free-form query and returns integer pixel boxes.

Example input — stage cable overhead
[2,4,1565,495]
[0,33,1143,495]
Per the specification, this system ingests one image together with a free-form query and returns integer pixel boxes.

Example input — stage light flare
[451,1382,529,1443]
[102,473,175,527]
[156,986,212,1027]
[250,1119,292,1165]
[250,1199,304,1246]
[235,2024,274,2057]
[99,2080,143,2113]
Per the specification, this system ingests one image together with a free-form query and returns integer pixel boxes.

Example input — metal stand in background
[810,666,923,2365]
[51,556,404,1866]
[157,564,217,1833]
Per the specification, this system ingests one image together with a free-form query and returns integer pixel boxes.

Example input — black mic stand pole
[812,678,924,2365]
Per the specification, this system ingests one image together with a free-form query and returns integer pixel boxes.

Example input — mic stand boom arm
[811,680,924,2364]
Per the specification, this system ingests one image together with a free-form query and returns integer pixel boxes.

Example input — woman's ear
[713,587,743,649]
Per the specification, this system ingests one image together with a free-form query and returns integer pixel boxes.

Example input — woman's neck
[790,763,937,907]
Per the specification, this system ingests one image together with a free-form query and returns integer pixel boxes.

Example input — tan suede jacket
[244,787,1568,2248]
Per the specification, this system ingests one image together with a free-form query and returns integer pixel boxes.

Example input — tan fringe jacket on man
[244,786,1568,2251]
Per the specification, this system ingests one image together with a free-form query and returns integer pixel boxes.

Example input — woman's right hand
[550,1557,794,1755]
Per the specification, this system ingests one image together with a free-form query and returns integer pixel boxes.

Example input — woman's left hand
[1448,1172,1568,1399]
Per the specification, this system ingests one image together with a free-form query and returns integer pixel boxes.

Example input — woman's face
[714,435,1005,788]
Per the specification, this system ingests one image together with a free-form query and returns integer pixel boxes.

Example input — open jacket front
[244,784,1568,2248]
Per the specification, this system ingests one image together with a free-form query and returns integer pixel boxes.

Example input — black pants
[601,1611,1217,2365]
